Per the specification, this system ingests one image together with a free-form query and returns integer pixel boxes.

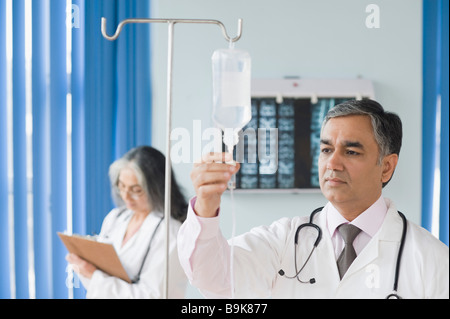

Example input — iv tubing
[226,145,237,298]
[101,17,244,300]
[230,185,236,299]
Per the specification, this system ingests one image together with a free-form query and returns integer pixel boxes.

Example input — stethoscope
[278,206,407,299]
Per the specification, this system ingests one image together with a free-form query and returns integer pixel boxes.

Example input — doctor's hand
[191,152,240,218]
[66,253,97,279]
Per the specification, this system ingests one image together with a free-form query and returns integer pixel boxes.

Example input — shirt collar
[326,195,388,238]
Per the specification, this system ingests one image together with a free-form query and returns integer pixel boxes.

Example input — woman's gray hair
[322,99,402,187]
[108,146,188,222]
[109,158,147,207]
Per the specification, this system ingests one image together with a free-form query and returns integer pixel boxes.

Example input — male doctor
[177,99,449,298]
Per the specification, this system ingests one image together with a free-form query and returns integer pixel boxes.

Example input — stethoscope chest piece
[386,292,401,299]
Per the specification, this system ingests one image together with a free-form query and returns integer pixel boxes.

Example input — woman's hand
[66,253,97,279]
[191,152,240,218]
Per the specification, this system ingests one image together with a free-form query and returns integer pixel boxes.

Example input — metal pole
[163,21,175,299]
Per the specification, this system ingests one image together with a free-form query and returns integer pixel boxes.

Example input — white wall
[150,0,423,298]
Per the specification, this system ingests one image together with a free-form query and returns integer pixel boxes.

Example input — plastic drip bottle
[212,44,251,189]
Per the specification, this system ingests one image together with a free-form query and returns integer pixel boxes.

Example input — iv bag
[212,48,251,148]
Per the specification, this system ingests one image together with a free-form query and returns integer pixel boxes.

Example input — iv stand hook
[101,17,243,43]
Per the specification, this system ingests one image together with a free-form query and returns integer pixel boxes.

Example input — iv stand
[101,18,243,299]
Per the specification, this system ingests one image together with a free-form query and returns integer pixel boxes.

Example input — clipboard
[58,232,131,283]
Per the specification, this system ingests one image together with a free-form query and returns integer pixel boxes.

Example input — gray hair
[322,99,402,187]
[108,146,188,222]
[109,158,147,207]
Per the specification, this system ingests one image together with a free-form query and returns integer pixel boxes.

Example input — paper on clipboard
[58,232,131,283]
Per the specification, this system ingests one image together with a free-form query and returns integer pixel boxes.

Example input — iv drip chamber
[211,48,252,149]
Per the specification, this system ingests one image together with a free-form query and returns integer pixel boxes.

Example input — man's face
[318,115,387,217]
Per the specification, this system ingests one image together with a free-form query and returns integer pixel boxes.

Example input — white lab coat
[181,198,449,298]
[78,208,187,298]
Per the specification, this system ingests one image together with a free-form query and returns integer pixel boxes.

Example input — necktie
[337,224,361,279]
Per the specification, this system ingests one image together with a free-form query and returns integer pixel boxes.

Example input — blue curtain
[0,0,152,298]
[422,0,449,246]
[0,0,11,300]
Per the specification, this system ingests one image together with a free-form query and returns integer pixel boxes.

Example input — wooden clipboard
[58,232,131,283]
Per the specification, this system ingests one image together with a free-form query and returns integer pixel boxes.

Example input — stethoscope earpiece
[278,268,316,284]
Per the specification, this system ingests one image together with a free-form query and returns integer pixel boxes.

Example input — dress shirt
[327,195,388,259]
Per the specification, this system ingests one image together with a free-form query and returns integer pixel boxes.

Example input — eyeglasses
[116,184,145,200]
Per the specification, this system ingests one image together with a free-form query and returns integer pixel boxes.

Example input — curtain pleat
[438,0,448,246]
[70,0,87,299]
[132,0,152,149]
[12,0,29,298]
[422,0,449,246]
[0,0,11,299]
[31,0,52,299]
[49,0,68,298]
[82,0,116,236]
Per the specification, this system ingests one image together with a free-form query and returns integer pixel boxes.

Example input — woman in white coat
[67,146,188,298]
[177,99,449,298]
